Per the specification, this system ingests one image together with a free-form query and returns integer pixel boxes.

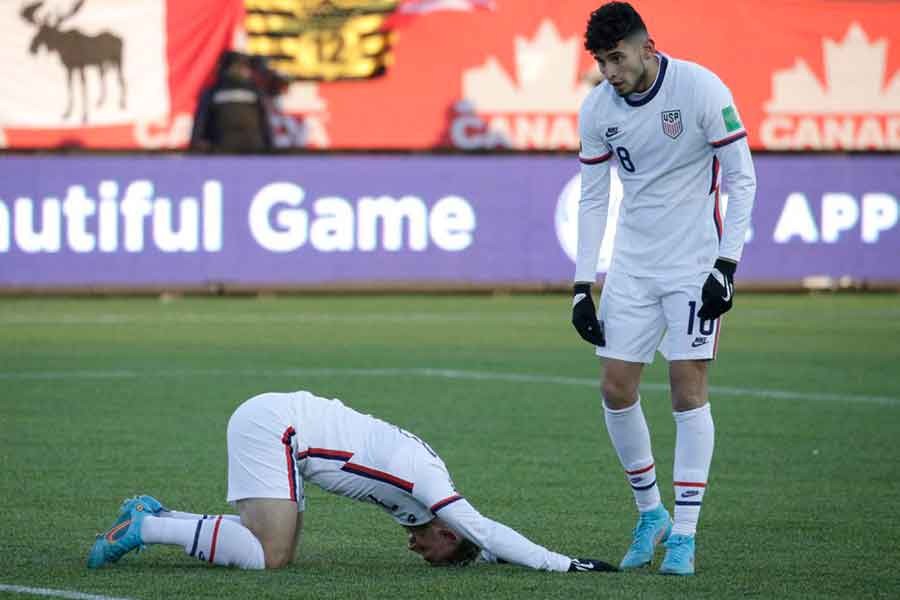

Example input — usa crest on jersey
[661,110,683,139]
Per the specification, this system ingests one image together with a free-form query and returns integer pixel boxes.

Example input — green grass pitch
[1,293,899,599]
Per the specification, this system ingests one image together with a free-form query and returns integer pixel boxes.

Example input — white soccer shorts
[596,269,722,364]
[226,393,306,511]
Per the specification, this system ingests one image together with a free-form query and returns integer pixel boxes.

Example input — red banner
[1,0,243,149]
[300,0,900,151]
[2,1,898,151]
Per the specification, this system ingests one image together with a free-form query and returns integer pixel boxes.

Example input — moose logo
[20,0,126,123]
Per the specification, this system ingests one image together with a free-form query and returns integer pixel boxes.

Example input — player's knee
[670,363,708,410]
[236,498,301,570]
[602,379,637,409]
[256,531,296,569]
[262,546,293,569]
[671,390,707,411]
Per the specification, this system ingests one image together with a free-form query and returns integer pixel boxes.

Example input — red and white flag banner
[1,0,898,151]
[0,0,243,149]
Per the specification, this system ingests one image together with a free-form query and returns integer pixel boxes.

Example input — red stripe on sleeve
[430,494,464,512]
[579,151,612,165]
[714,188,723,239]
[709,156,720,195]
[710,131,747,148]
[208,516,223,563]
[307,448,354,460]
[342,463,414,492]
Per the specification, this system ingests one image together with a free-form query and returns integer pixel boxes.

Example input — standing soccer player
[571,2,756,575]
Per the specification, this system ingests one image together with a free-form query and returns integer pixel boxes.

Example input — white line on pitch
[0,312,548,325]
[0,584,134,600]
[0,366,897,407]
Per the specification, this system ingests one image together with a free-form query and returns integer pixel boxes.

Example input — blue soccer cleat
[619,504,673,569]
[86,496,161,568]
[119,494,167,516]
[659,533,695,575]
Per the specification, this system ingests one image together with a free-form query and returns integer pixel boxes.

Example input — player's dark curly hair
[584,2,648,54]
[444,538,481,567]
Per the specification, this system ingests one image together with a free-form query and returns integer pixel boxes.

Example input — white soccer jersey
[226,391,571,572]
[289,391,454,526]
[575,54,756,282]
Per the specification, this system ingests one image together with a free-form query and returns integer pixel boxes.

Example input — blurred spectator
[250,55,308,149]
[190,51,273,153]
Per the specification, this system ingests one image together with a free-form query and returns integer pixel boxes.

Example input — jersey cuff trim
[579,151,612,164]
[430,494,464,512]
[710,131,747,148]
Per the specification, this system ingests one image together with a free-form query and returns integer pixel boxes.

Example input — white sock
[142,515,265,569]
[672,403,715,537]
[159,510,242,524]
[604,397,661,512]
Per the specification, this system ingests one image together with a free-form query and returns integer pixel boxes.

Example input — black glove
[568,558,618,572]
[571,283,605,347]
[698,258,737,320]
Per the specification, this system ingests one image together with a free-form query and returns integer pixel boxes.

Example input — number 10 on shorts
[686,301,715,336]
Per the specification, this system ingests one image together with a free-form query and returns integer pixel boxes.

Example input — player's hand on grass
[698,258,737,320]
[572,283,605,346]
[568,558,618,572]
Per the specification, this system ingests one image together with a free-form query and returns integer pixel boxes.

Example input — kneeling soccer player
[88,389,615,572]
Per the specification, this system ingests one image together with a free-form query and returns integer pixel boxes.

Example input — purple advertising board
[0,154,897,288]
